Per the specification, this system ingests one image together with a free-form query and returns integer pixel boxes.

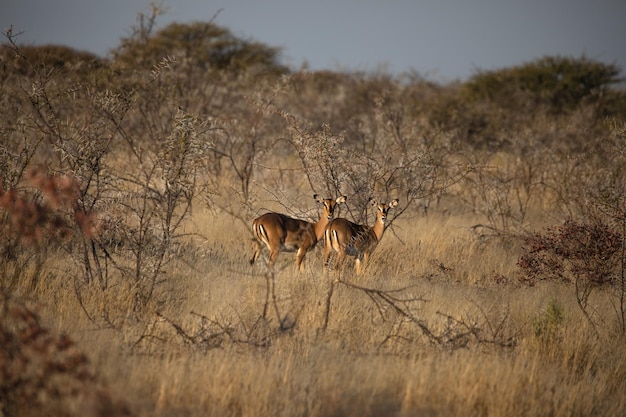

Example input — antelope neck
[371,215,385,241]
[314,214,331,241]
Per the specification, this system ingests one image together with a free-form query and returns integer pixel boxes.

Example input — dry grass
[15,205,621,417]
[2,159,623,417]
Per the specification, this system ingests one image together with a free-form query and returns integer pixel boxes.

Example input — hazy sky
[2,0,625,82]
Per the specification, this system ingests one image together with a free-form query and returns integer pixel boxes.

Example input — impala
[250,194,347,271]
[323,198,399,274]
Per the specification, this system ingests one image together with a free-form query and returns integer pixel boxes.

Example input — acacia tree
[111,7,288,77]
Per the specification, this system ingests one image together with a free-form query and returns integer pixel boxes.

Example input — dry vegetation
[1,7,626,417]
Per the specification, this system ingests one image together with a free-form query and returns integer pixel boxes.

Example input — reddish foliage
[0,168,99,244]
[518,219,622,286]
[0,298,132,417]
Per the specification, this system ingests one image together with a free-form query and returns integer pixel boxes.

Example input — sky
[2,0,625,82]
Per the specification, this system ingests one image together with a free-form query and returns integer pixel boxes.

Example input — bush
[518,219,621,286]
[463,56,622,115]
[0,295,131,417]
[533,298,565,341]
[518,219,623,334]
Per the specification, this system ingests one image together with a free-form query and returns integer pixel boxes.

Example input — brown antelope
[250,194,347,271]
[323,198,399,274]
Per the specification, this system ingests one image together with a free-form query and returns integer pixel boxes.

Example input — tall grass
[19,209,619,417]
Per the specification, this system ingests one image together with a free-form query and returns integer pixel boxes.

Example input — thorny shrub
[1,28,211,320]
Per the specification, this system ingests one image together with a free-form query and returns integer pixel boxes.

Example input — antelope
[250,194,347,271]
[324,198,399,274]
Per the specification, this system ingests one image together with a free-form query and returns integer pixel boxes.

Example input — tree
[112,18,289,77]
[463,55,622,115]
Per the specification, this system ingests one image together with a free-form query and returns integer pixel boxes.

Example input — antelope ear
[336,196,347,204]
[313,194,321,202]
[389,199,399,208]
[369,197,377,206]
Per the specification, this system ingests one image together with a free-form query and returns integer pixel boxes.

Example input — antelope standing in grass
[323,198,399,274]
[250,195,347,271]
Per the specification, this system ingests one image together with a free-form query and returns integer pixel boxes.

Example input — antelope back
[250,194,347,270]
[325,218,374,255]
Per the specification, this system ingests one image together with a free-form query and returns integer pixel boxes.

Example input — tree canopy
[463,56,623,114]
[111,21,289,77]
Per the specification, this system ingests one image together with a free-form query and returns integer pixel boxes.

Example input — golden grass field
[21,203,623,417]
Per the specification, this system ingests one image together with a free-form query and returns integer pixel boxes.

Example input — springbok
[250,194,347,271]
[323,198,399,274]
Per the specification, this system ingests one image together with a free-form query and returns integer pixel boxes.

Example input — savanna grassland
[2,8,626,417]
